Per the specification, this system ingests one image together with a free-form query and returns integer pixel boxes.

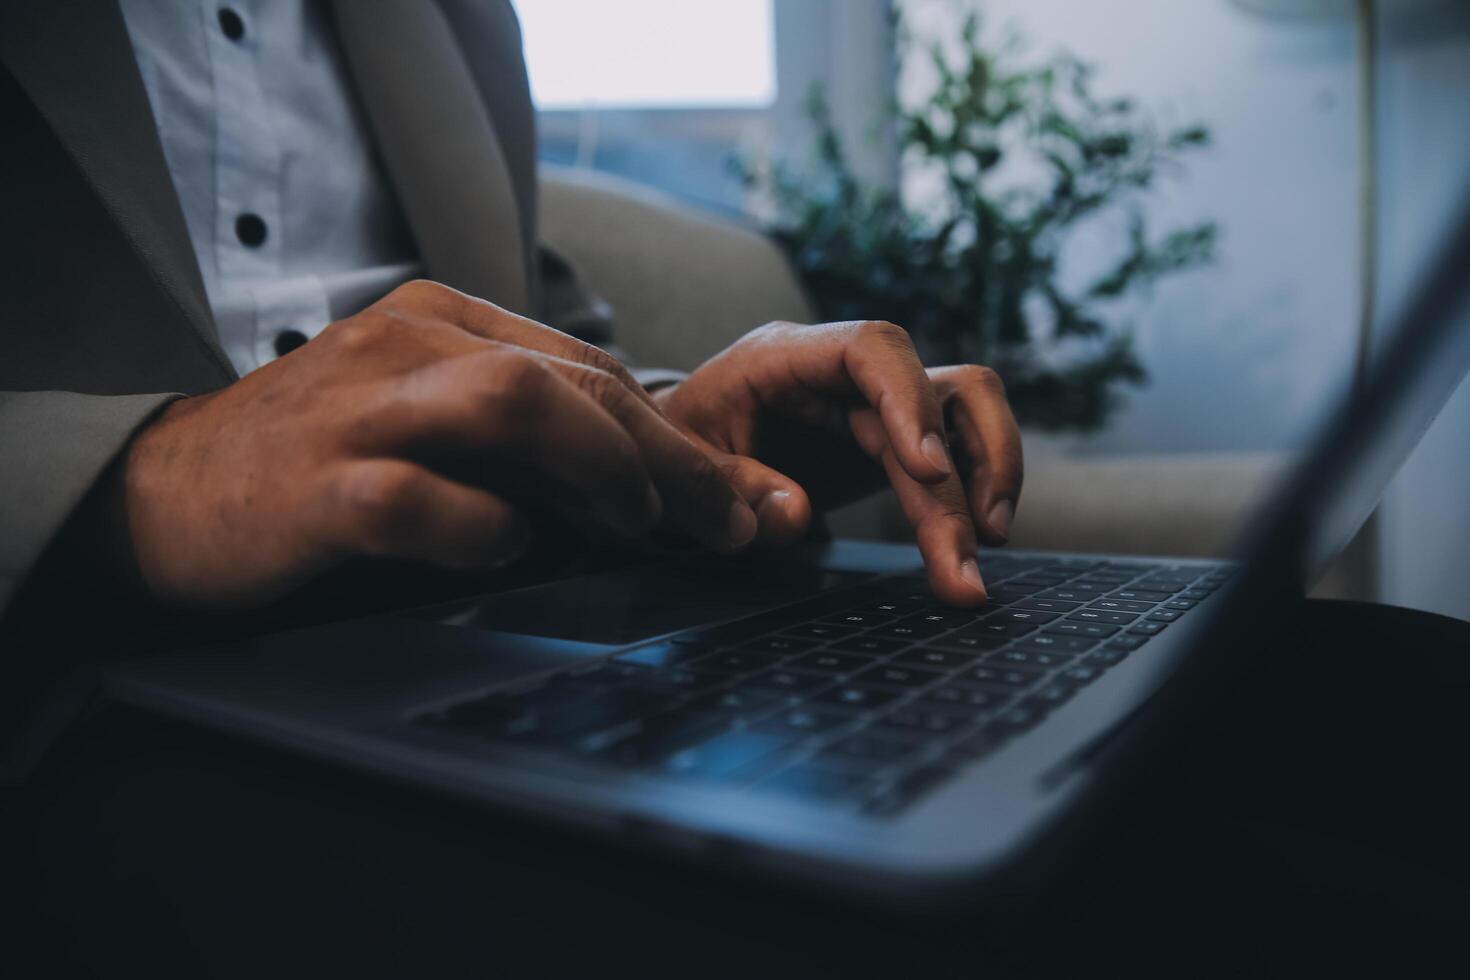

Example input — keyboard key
[1163,599,1197,611]
[988,648,1077,670]
[1131,580,1189,593]
[1014,634,1099,654]
[681,688,784,720]
[853,664,945,689]
[625,668,726,696]
[1008,575,1067,588]
[1036,587,1107,602]
[739,636,819,654]
[739,669,832,696]
[1089,598,1154,614]
[1070,578,1132,592]
[786,650,875,674]
[873,621,946,641]
[932,633,1010,653]
[694,650,786,674]
[1084,647,1132,667]
[1022,683,1078,712]
[754,705,858,737]
[960,621,1038,639]
[858,599,925,617]
[1128,621,1168,635]
[1013,597,1082,613]
[995,609,1060,626]
[1108,590,1172,603]
[985,586,1038,603]
[1068,609,1138,626]
[1056,664,1103,687]
[907,608,982,630]
[828,635,908,656]
[1179,588,1213,600]
[819,731,925,770]
[875,704,972,734]
[952,665,1045,691]
[1105,634,1150,651]
[811,683,904,712]
[893,647,982,670]
[822,612,895,629]
[924,683,1013,712]
[982,705,1046,737]
[1147,609,1184,622]
[783,623,859,640]
[1043,621,1118,638]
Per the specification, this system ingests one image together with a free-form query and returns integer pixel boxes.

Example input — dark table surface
[6,598,1469,978]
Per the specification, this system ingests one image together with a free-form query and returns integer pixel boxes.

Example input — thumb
[706,450,813,548]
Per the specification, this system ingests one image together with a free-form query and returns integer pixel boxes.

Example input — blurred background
[512,0,1470,622]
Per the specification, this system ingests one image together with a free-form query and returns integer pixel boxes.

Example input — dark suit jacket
[0,0,620,776]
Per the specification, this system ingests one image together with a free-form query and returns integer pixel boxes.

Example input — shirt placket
[204,0,330,369]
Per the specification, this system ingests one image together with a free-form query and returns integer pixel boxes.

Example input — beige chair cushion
[538,165,815,372]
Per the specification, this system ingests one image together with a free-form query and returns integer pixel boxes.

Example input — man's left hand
[657,320,1023,606]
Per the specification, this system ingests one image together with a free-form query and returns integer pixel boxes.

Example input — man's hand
[657,320,1023,606]
[118,280,757,608]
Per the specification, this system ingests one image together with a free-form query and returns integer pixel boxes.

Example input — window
[517,0,775,109]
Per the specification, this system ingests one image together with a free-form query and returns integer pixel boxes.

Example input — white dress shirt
[119,0,422,375]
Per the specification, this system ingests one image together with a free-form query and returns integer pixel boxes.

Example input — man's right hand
[116,280,758,608]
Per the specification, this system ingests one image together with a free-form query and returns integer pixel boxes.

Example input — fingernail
[986,500,1014,541]
[642,485,664,529]
[959,558,985,595]
[757,489,792,518]
[921,433,953,475]
[728,501,758,549]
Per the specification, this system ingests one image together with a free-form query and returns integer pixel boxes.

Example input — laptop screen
[1237,194,1470,585]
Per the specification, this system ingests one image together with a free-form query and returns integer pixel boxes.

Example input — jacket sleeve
[0,390,184,780]
[0,390,183,617]
[536,245,686,392]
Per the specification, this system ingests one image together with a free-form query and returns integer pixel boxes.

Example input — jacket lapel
[332,0,532,314]
[0,0,234,383]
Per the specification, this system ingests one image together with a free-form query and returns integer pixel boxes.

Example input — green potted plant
[744,12,1217,432]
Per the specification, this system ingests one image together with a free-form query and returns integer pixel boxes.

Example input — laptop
[102,199,1470,905]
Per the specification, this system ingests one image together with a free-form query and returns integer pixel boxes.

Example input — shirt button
[235,213,267,247]
[274,330,308,357]
[217,7,245,41]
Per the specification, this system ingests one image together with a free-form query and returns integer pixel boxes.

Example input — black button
[274,330,307,357]
[235,213,267,247]
[218,7,245,41]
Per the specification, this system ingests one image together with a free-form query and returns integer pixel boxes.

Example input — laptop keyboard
[415,557,1235,817]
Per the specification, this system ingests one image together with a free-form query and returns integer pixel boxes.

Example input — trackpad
[401,558,870,646]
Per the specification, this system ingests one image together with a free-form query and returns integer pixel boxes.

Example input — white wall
[900,0,1363,454]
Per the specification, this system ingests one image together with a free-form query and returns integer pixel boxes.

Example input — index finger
[850,408,987,606]
[768,321,955,485]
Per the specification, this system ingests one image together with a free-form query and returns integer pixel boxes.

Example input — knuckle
[341,464,419,549]
[482,350,547,407]
[574,365,625,407]
[569,339,623,376]
[390,278,450,307]
[965,364,1006,395]
[858,319,913,349]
